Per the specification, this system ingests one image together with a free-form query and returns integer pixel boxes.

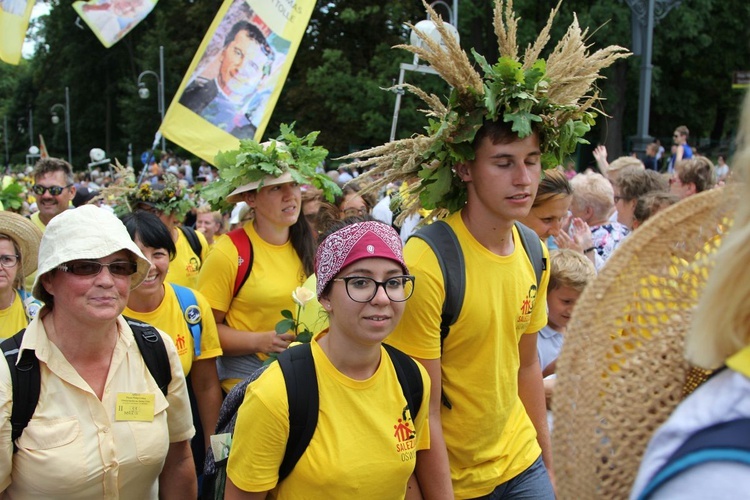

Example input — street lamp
[390,2,460,142]
[50,86,72,165]
[625,0,682,157]
[137,45,166,153]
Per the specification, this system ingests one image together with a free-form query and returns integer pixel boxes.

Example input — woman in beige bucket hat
[0,205,197,497]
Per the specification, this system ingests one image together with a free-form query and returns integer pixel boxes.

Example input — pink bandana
[315,221,408,298]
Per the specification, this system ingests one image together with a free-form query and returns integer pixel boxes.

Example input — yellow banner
[0,0,34,65]
[72,0,158,49]
[162,0,315,164]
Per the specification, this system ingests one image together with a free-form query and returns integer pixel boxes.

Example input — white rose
[292,286,315,308]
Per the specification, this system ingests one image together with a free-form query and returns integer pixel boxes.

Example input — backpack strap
[514,221,547,289]
[170,283,203,357]
[408,221,464,348]
[180,225,204,262]
[409,221,463,410]
[227,227,254,298]
[638,418,750,500]
[383,343,423,421]
[126,317,172,396]
[1,330,40,453]
[277,343,318,482]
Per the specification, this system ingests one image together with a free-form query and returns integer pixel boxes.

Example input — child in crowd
[538,249,596,413]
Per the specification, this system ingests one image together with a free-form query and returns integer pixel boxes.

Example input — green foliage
[3,0,746,170]
[0,178,24,210]
[201,124,341,212]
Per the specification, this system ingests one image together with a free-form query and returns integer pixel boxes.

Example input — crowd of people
[0,1,746,499]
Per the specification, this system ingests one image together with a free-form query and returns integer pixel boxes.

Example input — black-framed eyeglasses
[32,184,73,196]
[0,254,19,268]
[57,260,138,277]
[332,275,415,303]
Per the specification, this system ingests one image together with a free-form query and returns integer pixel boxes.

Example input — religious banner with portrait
[161,0,315,164]
[72,0,159,49]
[0,0,34,65]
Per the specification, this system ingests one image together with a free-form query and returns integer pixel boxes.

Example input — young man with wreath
[346,1,629,497]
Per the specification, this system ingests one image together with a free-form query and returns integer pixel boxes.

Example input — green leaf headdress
[200,123,341,212]
[99,161,195,220]
[343,0,630,220]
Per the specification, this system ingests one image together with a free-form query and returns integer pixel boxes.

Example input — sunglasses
[57,260,138,277]
[32,184,72,196]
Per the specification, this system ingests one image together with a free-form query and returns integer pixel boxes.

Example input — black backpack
[409,220,546,408]
[1,317,172,452]
[201,342,423,499]
[179,225,204,261]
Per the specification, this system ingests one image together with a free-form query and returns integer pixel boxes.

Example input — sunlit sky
[22,1,52,59]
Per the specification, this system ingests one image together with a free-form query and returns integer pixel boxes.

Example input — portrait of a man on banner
[179,0,290,140]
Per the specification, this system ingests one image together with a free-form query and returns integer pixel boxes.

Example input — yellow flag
[0,0,34,65]
[162,0,316,164]
[72,0,158,49]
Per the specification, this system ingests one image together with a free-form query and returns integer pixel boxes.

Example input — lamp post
[2,116,8,168]
[50,86,72,165]
[390,2,459,142]
[137,45,166,153]
[625,0,682,157]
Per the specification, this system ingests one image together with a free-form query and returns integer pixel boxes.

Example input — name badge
[115,393,155,422]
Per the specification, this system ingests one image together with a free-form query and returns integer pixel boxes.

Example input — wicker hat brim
[552,185,740,499]
[0,211,43,279]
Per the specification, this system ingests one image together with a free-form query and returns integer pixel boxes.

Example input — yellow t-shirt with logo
[167,228,208,289]
[197,222,306,358]
[386,211,550,498]
[0,291,28,340]
[227,339,430,498]
[123,284,222,375]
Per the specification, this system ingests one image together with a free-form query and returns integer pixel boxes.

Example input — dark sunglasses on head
[32,184,72,196]
[57,260,138,276]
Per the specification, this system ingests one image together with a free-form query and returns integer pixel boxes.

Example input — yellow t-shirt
[123,284,222,375]
[227,339,431,498]
[0,290,27,340]
[386,211,550,498]
[296,274,329,336]
[167,228,209,289]
[197,222,306,358]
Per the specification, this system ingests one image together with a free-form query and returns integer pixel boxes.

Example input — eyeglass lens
[340,276,414,303]
[61,260,138,276]
[0,255,19,268]
[33,184,69,196]
[343,208,367,217]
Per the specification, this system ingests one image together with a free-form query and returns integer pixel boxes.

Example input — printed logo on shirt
[393,406,417,461]
[175,333,189,357]
[516,284,538,332]
[186,256,201,276]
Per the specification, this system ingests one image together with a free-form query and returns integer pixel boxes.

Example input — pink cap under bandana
[315,221,408,298]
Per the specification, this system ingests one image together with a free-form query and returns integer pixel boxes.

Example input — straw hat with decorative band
[551,185,740,499]
[0,211,43,279]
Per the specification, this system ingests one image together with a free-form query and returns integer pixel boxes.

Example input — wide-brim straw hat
[32,205,150,298]
[552,185,740,499]
[0,211,43,279]
[226,171,294,204]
